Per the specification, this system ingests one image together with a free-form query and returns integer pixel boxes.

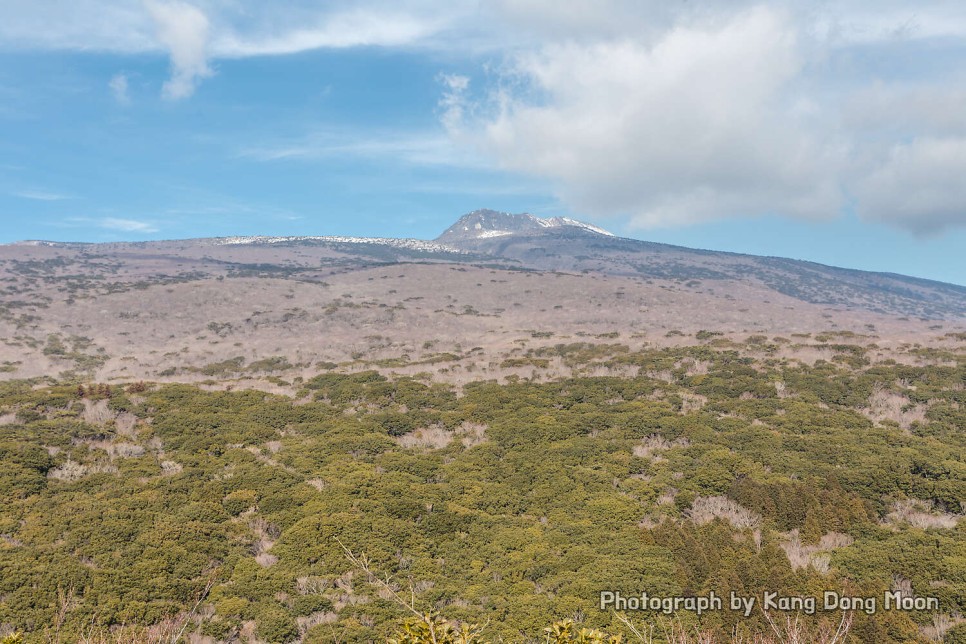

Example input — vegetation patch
[0,346,962,642]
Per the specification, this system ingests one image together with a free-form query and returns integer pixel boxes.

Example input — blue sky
[1,1,965,285]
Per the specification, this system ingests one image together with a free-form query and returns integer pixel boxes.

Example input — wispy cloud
[238,129,481,167]
[6,1,962,57]
[57,217,160,234]
[438,73,470,133]
[213,8,449,57]
[98,217,160,233]
[12,190,73,201]
[108,73,131,104]
[0,1,470,97]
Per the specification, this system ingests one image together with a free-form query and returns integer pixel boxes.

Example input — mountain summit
[436,209,614,243]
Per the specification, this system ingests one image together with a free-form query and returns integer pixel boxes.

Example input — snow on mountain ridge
[437,209,614,242]
[211,235,463,253]
[546,217,615,237]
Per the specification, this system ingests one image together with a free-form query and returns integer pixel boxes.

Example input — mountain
[0,208,963,384]
[436,209,615,242]
[6,210,965,322]
[435,210,965,320]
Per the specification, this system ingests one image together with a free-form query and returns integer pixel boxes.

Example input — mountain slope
[436,211,966,320]
[5,210,964,320]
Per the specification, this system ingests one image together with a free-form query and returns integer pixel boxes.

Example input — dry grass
[395,425,454,450]
[633,435,690,460]
[83,438,145,459]
[1,242,955,387]
[883,499,960,530]
[455,421,488,447]
[254,552,279,568]
[264,440,283,454]
[296,610,338,632]
[616,610,855,644]
[108,442,145,458]
[680,392,707,414]
[81,399,116,426]
[47,459,117,481]
[780,530,854,572]
[686,496,761,530]
[657,488,678,506]
[159,460,183,476]
[920,612,965,642]
[245,444,295,472]
[676,358,710,377]
[114,412,139,437]
[637,515,663,529]
[295,575,330,595]
[862,384,928,430]
[306,478,327,491]
[248,517,280,568]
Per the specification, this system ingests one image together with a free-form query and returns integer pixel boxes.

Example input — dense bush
[0,347,961,642]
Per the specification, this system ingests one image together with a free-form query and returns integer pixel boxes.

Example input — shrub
[222,489,258,515]
[255,606,298,643]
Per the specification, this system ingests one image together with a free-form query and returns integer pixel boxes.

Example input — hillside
[437,211,965,320]
[0,210,963,643]
[0,210,962,385]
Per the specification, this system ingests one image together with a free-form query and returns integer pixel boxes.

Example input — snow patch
[478,230,514,238]
[211,236,464,254]
[548,217,615,236]
[531,215,554,228]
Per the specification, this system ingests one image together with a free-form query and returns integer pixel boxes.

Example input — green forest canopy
[0,344,963,642]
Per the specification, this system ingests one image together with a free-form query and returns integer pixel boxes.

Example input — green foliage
[255,605,299,643]
[387,613,487,644]
[543,620,623,643]
[0,346,961,641]
[695,330,723,340]
[946,623,966,644]
[222,489,258,515]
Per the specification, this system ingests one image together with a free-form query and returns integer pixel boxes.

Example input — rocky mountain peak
[436,209,614,243]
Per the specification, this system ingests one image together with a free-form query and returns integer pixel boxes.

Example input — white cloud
[457,7,845,227]
[109,73,131,104]
[841,83,966,232]
[433,2,966,233]
[844,83,966,139]
[3,0,966,233]
[486,0,686,42]
[145,0,212,100]
[853,137,966,234]
[99,217,160,233]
